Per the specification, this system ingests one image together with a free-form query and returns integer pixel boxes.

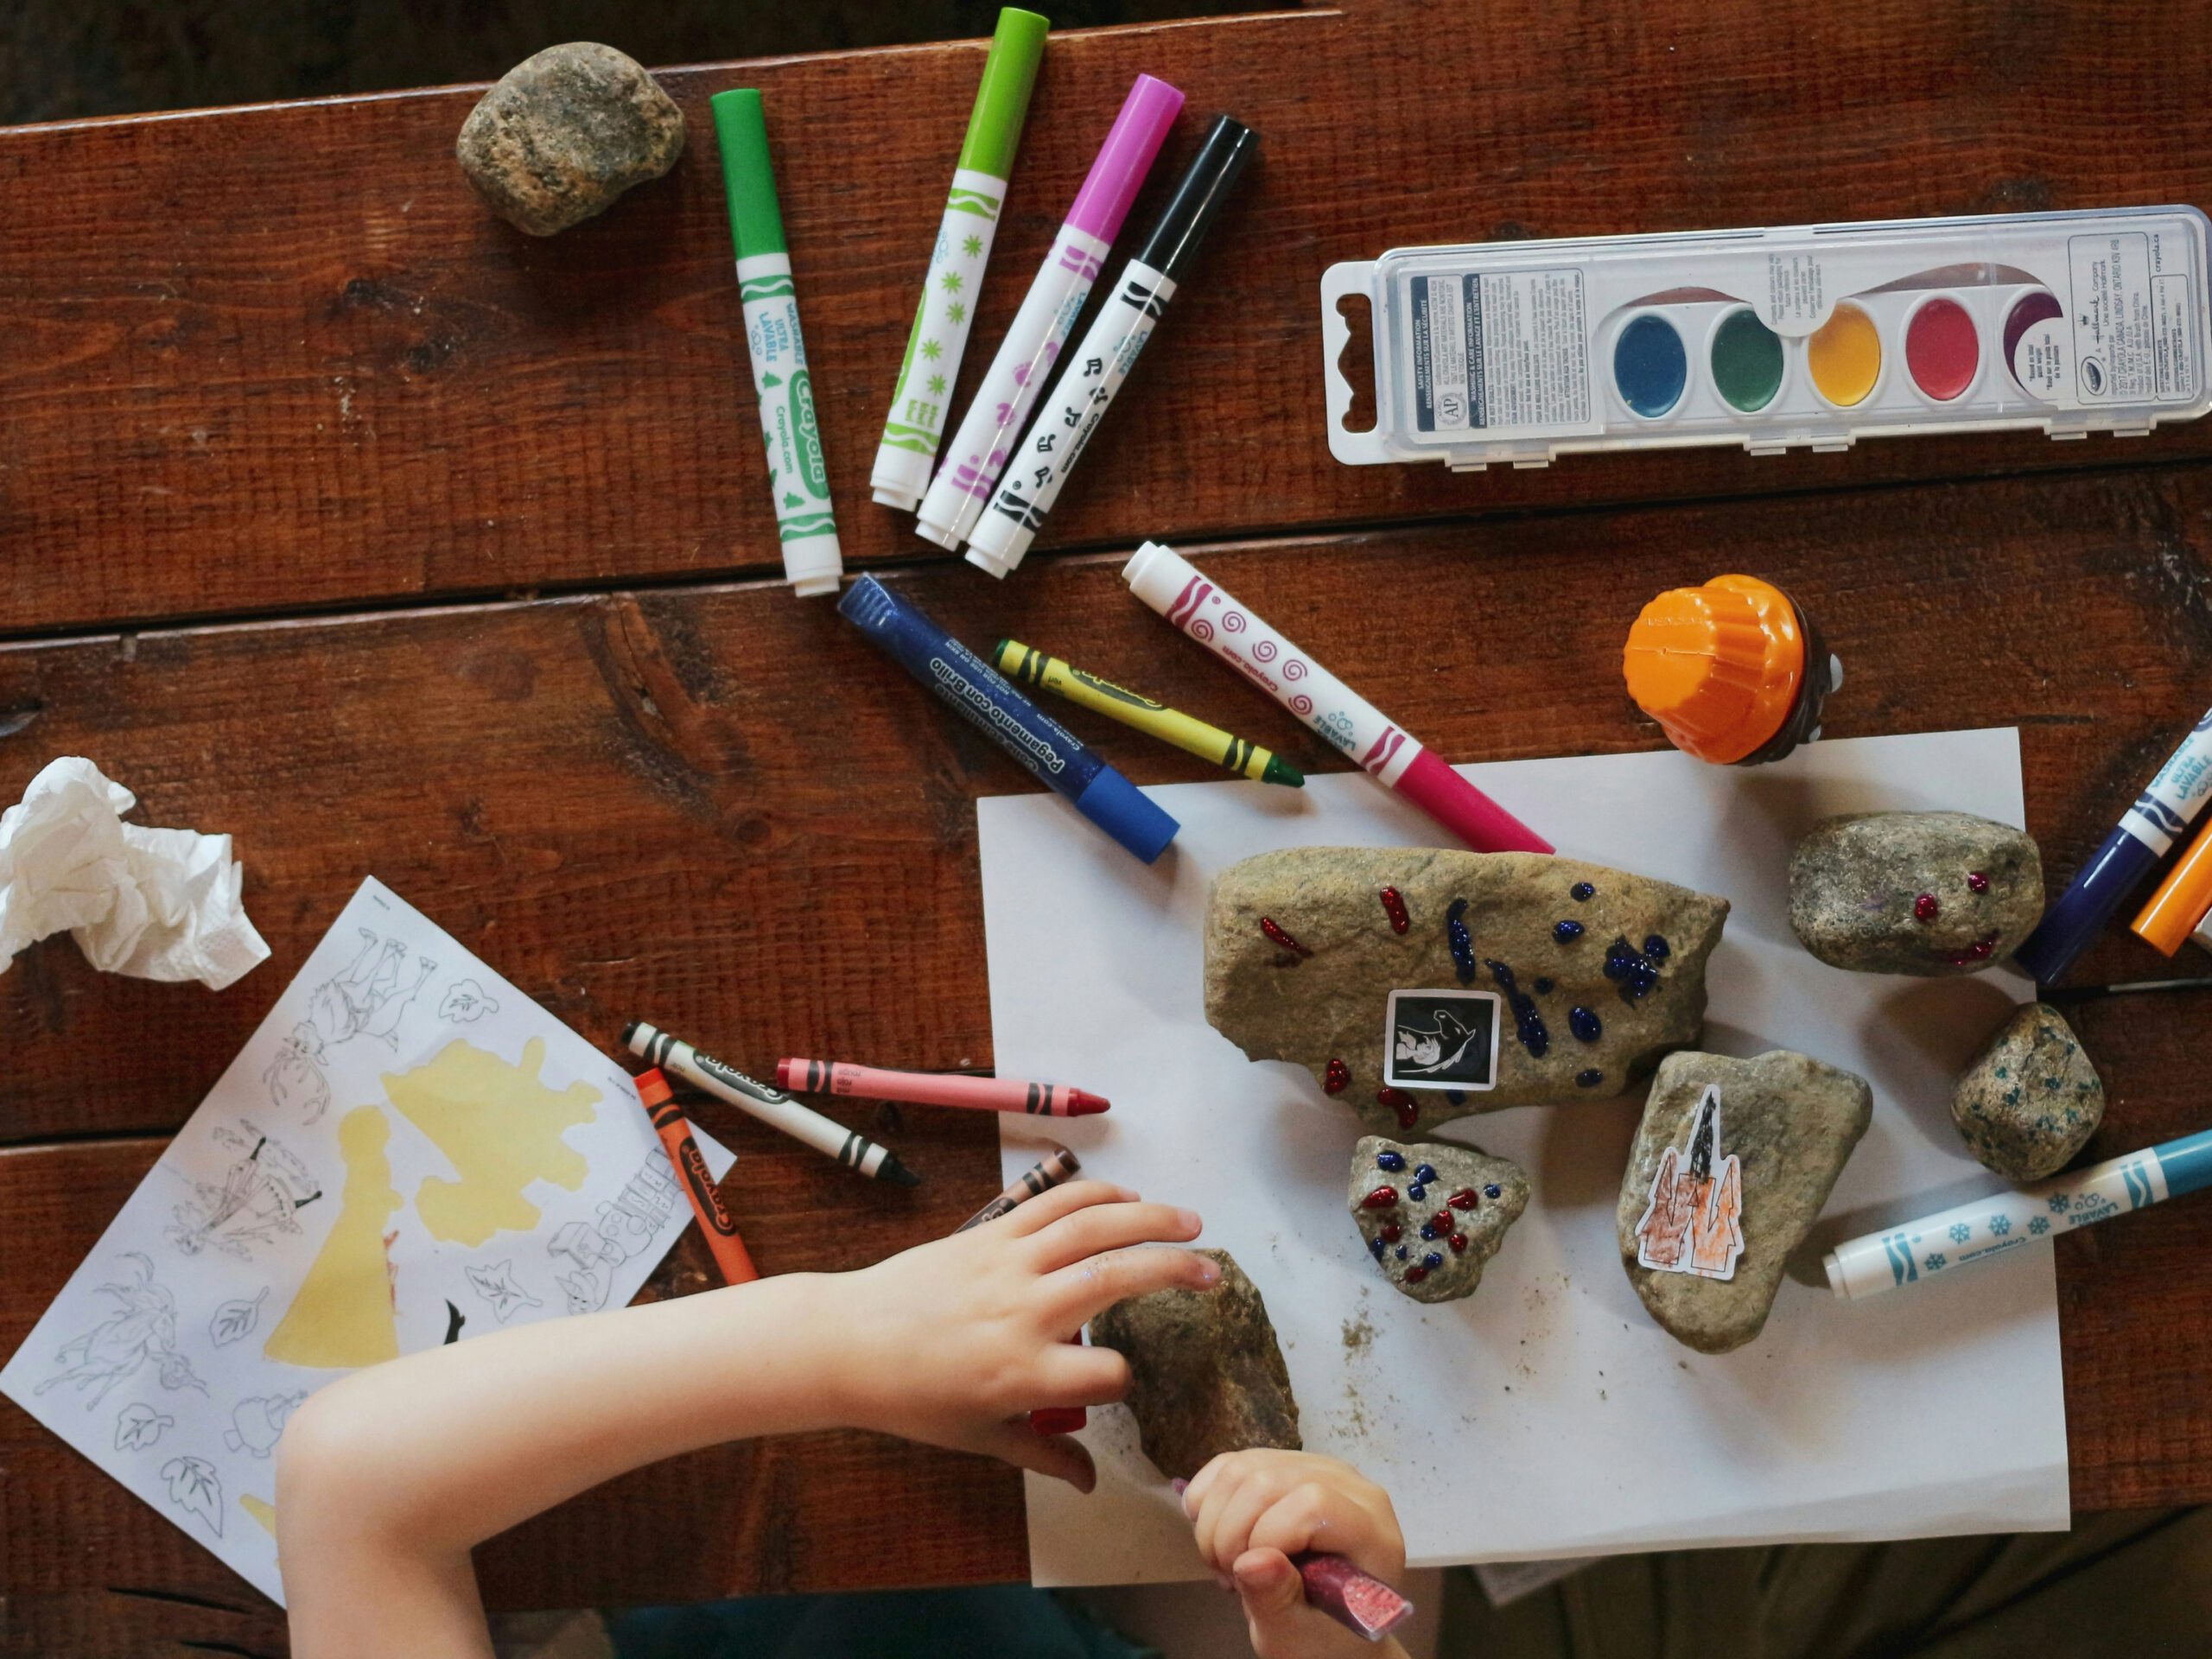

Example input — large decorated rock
[1950,1003,2105,1179]
[1788,810,2044,976]
[1204,848,1730,1133]
[1090,1249,1300,1482]
[1348,1135,1529,1304]
[1615,1049,1872,1354]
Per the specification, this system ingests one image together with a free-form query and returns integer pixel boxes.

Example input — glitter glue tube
[624,1020,921,1187]
[1622,575,1841,766]
[1294,1553,1417,1641]
[2014,702,2212,983]
[632,1068,760,1284]
[1823,1128,2212,1300]
[965,115,1256,577]
[839,575,1179,862]
[778,1058,1109,1116]
[712,90,842,598]
[1121,542,1552,854]
[915,73,1184,551]
[957,1146,1082,1231]
[870,10,1051,511]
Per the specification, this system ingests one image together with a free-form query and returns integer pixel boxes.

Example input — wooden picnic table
[3,1,2210,1650]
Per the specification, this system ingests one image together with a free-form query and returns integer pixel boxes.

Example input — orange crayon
[633,1068,759,1285]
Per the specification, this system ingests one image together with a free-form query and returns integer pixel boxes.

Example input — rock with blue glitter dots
[1949,1003,2102,1179]
[1348,1135,1529,1304]
[1204,847,1730,1133]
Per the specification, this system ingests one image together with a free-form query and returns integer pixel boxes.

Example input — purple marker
[915,73,1182,551]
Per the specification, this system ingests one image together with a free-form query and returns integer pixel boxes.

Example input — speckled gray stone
[1788,810,2043,976]
[1617,1049,1872,1355]
[1950,1003,2105,1179]
[1348,1135,1528,1304]
[1203,847,1729,1133]
[1089,1249,1300,1482]
[456,43,685,236]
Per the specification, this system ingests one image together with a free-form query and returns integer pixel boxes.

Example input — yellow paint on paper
[240,1493,277,1535]
[385,1038,599,1247]
[264,1106,403,1370]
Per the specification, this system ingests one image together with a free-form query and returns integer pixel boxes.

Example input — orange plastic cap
[1623,575,1806,765]
[2132,815,2212,956]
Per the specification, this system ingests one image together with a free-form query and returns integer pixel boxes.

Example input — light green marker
[868,9,1049,512]
[713,90,841,598]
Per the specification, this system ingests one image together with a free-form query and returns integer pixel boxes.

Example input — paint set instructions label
[1412,269,1592,434]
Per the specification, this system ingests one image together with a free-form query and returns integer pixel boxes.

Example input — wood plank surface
[6,2,2212,632]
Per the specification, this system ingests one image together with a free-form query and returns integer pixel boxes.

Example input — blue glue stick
[838,575,1179,863]
[2014,702,2212,983]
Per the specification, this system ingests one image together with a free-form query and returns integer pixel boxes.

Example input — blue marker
[2013,702,2212,983]
[1824,1128,2212,1300]
[838,575,1179,862]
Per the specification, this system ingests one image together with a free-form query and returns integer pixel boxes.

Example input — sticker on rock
[1633,1085,1744,1281]
[1382,988,1501,1092]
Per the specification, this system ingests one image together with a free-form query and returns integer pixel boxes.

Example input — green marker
[868,9,1049,513]
[712,90,841,598]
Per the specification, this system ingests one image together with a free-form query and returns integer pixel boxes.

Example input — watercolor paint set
[1322,207,2212,471]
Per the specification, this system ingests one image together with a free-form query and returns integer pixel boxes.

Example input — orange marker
[1623,575,1841,766]
[633,1068,759,1285]
[2133,814,2212,956]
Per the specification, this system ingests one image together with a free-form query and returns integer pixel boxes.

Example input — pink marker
[915,74,1184,551]
[1122,541,1552,855]
[777,1058,1109,1116]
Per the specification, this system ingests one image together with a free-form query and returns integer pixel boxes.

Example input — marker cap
[1066,74,1185,243]
[958,10,1050,179]
[1135,115,1258,280]
[1624,575,1827,766]
[2011,824,2159,983]
[711,91,788,260]
[2132,813,2212,954]
[1071,765,1179,863]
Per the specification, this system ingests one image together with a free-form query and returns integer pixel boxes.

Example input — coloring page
[0,877,732,1605]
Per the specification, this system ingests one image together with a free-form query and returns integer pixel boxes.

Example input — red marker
[633,1069,759,1286]
[1294,1552,1416,1640]
[779,1058,1109,1117]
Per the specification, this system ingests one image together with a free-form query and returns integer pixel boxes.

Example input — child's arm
[278,1181,1211,1659]
[1181,1449,1410,1659]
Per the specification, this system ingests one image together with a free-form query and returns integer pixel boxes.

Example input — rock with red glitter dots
[1347,1135,1529,1304]
[1788,810,2044,976]
[1204,847,1732,1133]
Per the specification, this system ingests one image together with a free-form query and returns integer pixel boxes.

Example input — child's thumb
[1232,1547,1306,1628]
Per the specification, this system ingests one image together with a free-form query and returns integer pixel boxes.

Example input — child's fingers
[1230,1547,1309,1643]
[1249,1482,1404,1582]
[1030,1341,1131,1408]
[1198,1465,1288,1575]
[997,1180,1140,1237]
[1027,1200,1201,1273]
[1180,1449,1246,1520]
[969,1419,1097,1493]
[1044,1245,1221,1325]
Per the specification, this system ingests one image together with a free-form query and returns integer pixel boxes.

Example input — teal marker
[869,10,1049,512]
[1824,1127,2212,1300]
[712,90,842,598]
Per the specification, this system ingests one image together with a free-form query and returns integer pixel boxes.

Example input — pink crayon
[1123,541,1551,855]
[779,1058,1109,1117]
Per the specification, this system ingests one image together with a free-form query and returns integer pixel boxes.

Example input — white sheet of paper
[978,729,2069,1584]
[1,877,732,1605]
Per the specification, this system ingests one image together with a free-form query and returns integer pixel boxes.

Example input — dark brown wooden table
[4,3,2210,1651]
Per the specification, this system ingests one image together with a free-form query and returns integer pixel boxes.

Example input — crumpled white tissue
[0,757,270,991]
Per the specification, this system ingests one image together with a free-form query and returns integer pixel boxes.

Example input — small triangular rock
[1347,1135,1528,1303]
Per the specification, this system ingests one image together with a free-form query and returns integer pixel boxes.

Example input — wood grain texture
[7,2,2212,632]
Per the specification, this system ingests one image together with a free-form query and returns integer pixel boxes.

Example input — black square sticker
[1382,988,1502,1091]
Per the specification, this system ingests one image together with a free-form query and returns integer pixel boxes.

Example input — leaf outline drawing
[161,1455,225,1536]
[115,1403,175,1452]
[209,1287,268,1348]
[465,1260,543,1325]
[437,978,500,1024]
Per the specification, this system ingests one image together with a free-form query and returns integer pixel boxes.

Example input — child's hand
[830,1180,1214,1491]
[1182,1449,1408,1659]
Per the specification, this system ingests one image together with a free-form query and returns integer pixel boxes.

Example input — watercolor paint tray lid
[1322,206,2212,471]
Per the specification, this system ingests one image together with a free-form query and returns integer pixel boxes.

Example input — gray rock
[1348,1135,1528,1304]
[1950,1003,2104,1179]
[1788,810,2043,976]
[1616,1049,1872,1354]
[456,43,685,236]
[1204,848,1729,1133]
[1089,1249,1300,1481]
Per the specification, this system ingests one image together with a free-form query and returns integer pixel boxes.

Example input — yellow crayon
[993,639,1304,787]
